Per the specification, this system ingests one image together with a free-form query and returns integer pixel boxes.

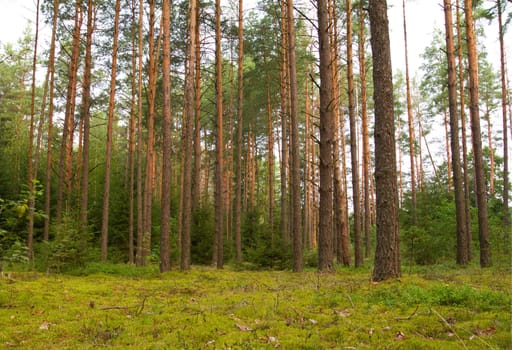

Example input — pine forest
[0,0,511,347]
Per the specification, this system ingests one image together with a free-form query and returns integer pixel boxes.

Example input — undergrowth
[0,264,510,349]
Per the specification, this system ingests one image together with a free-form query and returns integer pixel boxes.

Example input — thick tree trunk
[369,0,401,281]
[317,0,335,272]
[464,0,491,267]
[443,0,468,265]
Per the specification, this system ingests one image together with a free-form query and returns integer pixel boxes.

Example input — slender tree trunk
[142,0,157,265]
[160,0,172,272]
[346,0,362,267]
[43,0,59,241]
[401,0,417,223]
[128,0,137,264]
[56,0,82,224]
[286,0,303,272]
[266,76,275,245]
[192,7,202,213]
[456,0,472,259]
[214,0,224,269]
[444,110,452,191]
[484,104,495,195]
[27,0,40,262]
[369,0,401,281]
[497,0,509,229]
[136,0,145,267]
[181,0,197,270]
[234,0,244,264]
[100,0,121,261]
[317,0,335,272]
[464,0,491,267]
[280,0,289,243]
[444,0,468,265]
[80,0,94,234]
[358,4,371,257]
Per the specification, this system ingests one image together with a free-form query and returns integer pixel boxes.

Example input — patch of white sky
[2,0,509,77]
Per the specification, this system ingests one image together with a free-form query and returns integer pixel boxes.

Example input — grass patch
[0,265,510,349]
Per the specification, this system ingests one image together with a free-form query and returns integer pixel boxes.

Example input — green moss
[0,265,509,349]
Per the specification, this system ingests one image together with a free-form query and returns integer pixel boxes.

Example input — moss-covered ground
[0,264,510,349]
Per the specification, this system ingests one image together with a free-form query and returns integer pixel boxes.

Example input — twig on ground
[394,305,419,321]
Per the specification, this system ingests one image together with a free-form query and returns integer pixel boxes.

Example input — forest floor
[0,263,510,349]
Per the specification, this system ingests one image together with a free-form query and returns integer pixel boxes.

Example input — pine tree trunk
[358,4,372,257]
[456,0,472,259]
[443,0,468,265]
[27,0,40,262]
[497,0,510,230]
[128,0,137,264]
[136,0,145,267]
[56,0,82,224]
[346,0,362,267]
[181,0,197,270]
[160,0,172,272]
[43,0,59,241]
[100,0,121,261]
[80,0,94,235]
[286,0,303,272]
[317,0,335,272]
[464,0,491,267]
[214,0,224,269]
[234,0,244,264]
[369,0,401,281]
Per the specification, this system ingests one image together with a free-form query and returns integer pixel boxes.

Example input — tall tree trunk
[192,7,202,213]
[369,0,401,281]
[128,0,137,264]
[497,0,509,230]
[27,0,40,262]
[80,0,94,234]
[136,0,145,267]
[464,0,491,267]
[160,0,172,272]
[358,4,371,257]
[346,0,362,267]
[214,0,224,269]
[234,0,244,264]
[286,0,303,272]
[402,0,417,222]
[317,0,335,272]
[456,0,472,259]
[100,0,121,261]
[444,0,468,265]
[56,0,82,224]
[142,0,157,265]
[279,0,289,243]
[266,76,275,246]
[43,0,59,241]
[181,0,197,270]
[444,110,452,191]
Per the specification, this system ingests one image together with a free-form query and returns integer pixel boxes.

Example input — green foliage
[39,215,92,272]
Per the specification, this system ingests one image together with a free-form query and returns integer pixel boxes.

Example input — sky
[0,0,510,88]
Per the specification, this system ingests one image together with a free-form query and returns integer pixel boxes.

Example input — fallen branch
[431,308,468,350]
[394,305,419,321]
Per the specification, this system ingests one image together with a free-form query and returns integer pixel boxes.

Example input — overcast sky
[0,0,510,80]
